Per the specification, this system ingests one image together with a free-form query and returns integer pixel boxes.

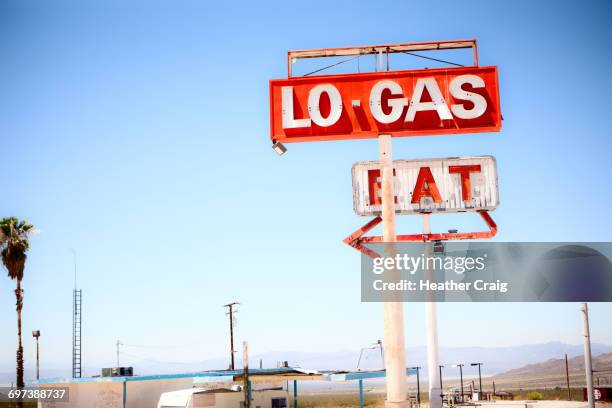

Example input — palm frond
[0,217,34,281]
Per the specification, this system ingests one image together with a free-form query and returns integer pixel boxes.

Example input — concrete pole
[581,303,595,408]
[379,134,408,408]
[423,214,442,408]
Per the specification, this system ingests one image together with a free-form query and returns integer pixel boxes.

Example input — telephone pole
[243,341,251,408]
[224,302,239,370]
[565,354,571,401]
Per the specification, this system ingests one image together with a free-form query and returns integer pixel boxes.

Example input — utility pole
[243,341,251,408]
[410,366,421,406]
[224,302,239,370]
[581,303,595,408]
[471,362,483,400]
[565,354,571,401]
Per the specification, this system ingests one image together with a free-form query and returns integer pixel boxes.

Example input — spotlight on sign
[272,141,287,156]
[433,241,445,254]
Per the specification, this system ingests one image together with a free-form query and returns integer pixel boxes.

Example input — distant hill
[490,352,612,390]
[498,352,612,377]
[238,342,612,376]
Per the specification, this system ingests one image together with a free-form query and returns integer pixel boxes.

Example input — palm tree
[0,217,34,390]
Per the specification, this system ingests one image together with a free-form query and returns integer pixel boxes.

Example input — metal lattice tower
[72,289,82,378]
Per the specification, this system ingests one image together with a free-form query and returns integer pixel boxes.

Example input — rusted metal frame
[287,39,478,77]
[342,216,382,259]
[342,216,382,246]
[343,211,497,258]
[472,38,479,67]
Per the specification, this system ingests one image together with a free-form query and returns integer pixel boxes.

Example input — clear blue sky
[1,0,612,376]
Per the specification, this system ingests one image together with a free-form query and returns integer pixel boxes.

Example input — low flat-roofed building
[34,367,319,408]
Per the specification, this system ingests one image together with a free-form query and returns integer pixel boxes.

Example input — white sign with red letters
[352,156,499,216]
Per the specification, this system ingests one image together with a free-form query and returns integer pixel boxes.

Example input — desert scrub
[526,391,543,400]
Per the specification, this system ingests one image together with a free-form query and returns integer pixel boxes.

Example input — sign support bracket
[343,210,498,258]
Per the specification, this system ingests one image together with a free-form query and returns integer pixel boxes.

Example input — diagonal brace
[343,211,497,258]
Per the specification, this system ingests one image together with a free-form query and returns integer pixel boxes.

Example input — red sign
[269,66,501,143]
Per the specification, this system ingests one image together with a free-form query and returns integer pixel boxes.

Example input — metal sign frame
[287,39,480,77]
[342,210,498,259]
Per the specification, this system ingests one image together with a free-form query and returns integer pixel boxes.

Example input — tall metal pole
[581,303,595,408]
[224,302,239,370]
[458,364,465,403]
[414,366,421,406]
[36,337,40,380]
[439,365,444,402]
[32,331,40,381]
[116,340,121,367]
[230,304,235,370]
[478,364,482,396]
[379,339,385,369]
[424,214,442,408]
[565,354,571,401]
[471,362,483,399]
[379,133,408,407]
[359,379,364,408]
[71,250,82,379]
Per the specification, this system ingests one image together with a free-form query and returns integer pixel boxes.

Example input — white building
[34,367,317,408]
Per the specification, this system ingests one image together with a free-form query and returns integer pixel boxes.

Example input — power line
[390,48,464,67]
[302,55,362,77]
[120,342,202,349]
[118,350,190,365]
[300,49,462,78]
